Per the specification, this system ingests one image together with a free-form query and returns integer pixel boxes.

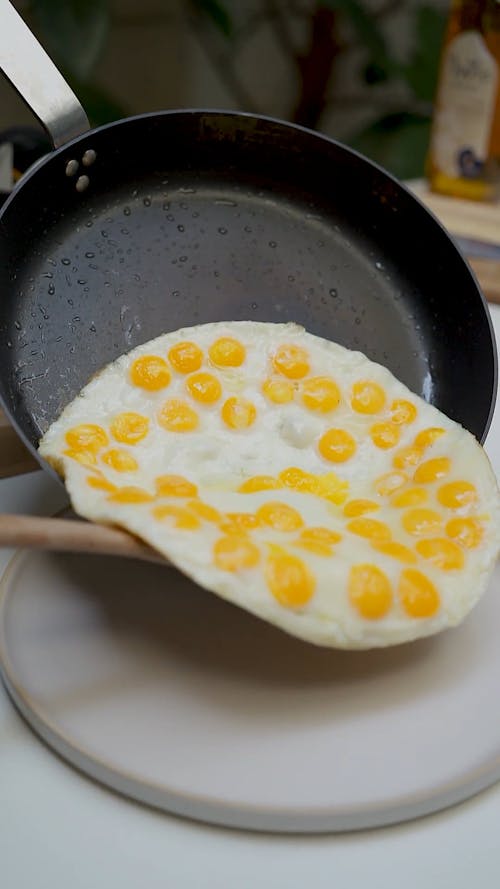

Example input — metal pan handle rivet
[75,175,90,193]
[65,159,79,177]
[82,149,97,167]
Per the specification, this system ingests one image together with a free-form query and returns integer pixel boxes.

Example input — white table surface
[1,305,500,889]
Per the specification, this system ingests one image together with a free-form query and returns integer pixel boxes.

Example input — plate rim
[1,547,500,834]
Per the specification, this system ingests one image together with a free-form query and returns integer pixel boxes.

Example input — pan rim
[0,107,496,450]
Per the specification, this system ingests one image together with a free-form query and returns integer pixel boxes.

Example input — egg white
[39,321,500,649]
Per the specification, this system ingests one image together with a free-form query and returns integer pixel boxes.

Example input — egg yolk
[272,344,310,379]
[110,413,149,445]
[168,341,203,374]
[220,512,260,533]
[295,526,342,557]
[209,337,246,367]
[265,546,315,607]
[398,569,440,618]
[371,541,417,564]
[186,372,222,404]
[153,504,200,529]
[402,508,443,536]
[303,526,342,544]
[392,446,422,470]
[213,535,260,571]
[348,564,393,619]
[221,397,256,429]
[351,381,386,414]
[390,399,418,425]
[413,427,446,450]
[391,487,428,508]
[64,448,97,467]
[446,517,484,549]
[343,499,380,517]
[347,518,392,541]
[155,475,198,497]
[86,475,117,493]
[262,378,295,404]
[438,481,477,509]
[318,428,356,463]
[415,538,465,571]
[102,449,139,472]
[413,457,451,484]
[374,471,408,496]
[65,424,108,455]
[130,355,171,391]
[239,475,282,493]
[316,473,350,504]
[279,466,321,495]
[257,501,304,532]
[186,500,221,523]
[158,399,199,432]
[370,422,401,450]
[301,376,341,413]
[294,539,332,557]
[108,486,154,504]
[277,467,348,503]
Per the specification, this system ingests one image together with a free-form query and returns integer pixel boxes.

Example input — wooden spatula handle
[0,514,166,564]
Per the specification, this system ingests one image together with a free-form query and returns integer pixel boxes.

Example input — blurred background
[0,0,450,181]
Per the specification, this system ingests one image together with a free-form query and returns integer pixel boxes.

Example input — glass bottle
[427,0,500,201]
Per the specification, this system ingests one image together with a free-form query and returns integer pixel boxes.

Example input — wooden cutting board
[1,180,499,479]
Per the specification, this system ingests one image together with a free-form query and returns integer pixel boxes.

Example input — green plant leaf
[403,5,447,102]
[347,111,432,180]
[190,0,233,37]
[31,0,110,81]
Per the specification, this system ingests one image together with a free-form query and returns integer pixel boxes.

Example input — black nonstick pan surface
[0,109,496,468]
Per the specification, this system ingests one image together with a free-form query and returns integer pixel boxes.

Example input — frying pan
[0,0,496,479]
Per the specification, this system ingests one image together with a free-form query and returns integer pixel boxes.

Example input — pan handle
[0,0,90,148]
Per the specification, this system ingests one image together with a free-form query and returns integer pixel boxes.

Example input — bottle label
[431,31,498,179]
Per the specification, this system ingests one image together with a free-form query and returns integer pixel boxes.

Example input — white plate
[1,546,500,833]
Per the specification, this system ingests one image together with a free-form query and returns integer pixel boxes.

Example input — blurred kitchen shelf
[408,179,500,305]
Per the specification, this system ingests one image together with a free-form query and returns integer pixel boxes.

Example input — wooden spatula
[0,513,168,564]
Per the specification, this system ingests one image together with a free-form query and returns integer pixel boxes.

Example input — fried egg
[39,321,500,649]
